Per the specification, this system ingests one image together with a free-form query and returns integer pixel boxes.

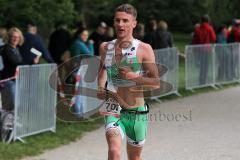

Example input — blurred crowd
[0,15,240,110]
[0,19,175,83]
[1,15,240,78]
[191,15,240,84]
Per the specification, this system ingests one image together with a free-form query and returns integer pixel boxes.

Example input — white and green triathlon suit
[104,39,149,147]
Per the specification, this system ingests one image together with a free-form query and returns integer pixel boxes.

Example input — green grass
[0,32,239,160]
[173,32,191,53]
[0,118,104,160]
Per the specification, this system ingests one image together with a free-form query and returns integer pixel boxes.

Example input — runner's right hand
[97,87,107,100]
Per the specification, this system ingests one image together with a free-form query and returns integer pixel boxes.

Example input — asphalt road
[23,86,240,160]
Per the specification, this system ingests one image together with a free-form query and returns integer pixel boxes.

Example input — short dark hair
[201,14,210,23]
[115,4,137,19]
[73,27,87,40]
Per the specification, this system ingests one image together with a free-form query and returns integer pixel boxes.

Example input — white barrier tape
[69,68,82,107]
[57,77,69,105]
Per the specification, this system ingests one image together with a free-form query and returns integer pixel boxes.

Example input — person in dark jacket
[227,19,240,79]
[48,22,71,65]
[0,27,24,110]
[154,20,173,49]
[133,23,145,41]
[105,26,115,41]
[19,22,54,65]
[143,19,157,48]
[153,20,174,69]
[89,22,107,56]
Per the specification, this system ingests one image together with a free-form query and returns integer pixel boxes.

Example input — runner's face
[114,12,136,39]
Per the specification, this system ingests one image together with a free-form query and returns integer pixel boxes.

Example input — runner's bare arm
[97,42,109,100]
[98,42,108,90]
[119,43,160,89]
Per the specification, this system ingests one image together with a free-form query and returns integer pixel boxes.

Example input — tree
[0,0,76,32]
[133,0,208,32]
[1,0,239,33]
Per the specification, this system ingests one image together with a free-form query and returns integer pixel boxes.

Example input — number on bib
[99,98,121,117]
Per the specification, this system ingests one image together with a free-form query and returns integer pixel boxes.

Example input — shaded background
[1,0,240,35]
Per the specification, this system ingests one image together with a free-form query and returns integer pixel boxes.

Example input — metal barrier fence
[13,64,57,142]
[185,43,240,90]
[152,47,180,99]
[185,44,215,90]
[215,43,240,85]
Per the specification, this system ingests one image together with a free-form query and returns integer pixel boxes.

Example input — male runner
[97,4,160,160]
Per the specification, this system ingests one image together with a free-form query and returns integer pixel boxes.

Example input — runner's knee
[106,128,121,138]
[127,137,146,147]
[108,147,121,160]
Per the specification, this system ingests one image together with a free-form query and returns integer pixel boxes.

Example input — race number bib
[99,98,121,117]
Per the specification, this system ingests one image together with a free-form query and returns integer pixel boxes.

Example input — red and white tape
[0,67,19,84]
[57,68,82,107]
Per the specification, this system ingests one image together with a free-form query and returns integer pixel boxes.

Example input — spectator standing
[191,23,200,43]
[143,19,157,48]
[105,26,115,41]
[48,22,71,65]
[70,27,94,116]
[133,23,145,41]
[70,28,94,57]
[227,19,240,79]
[19,22,54,64]
[216,25,230,81]
[0,27,7,71]
[227,19,240,43]
[154,20,173,49]
[0,27,7,47]
[192,15,216,85]
[216,25,228,43]
[154,20,174,69]
[0,27,24,110]
[89,22,107,56]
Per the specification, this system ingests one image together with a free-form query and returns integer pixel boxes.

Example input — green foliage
[133,0,208,32]
[173,32,191,53]
[208,0,240,26]
[0,0,76,30]
[72,0,128,27]
[1,0,240,36]
[70,0,209,32]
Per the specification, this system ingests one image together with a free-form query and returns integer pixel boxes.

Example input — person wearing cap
[89,21,107,56]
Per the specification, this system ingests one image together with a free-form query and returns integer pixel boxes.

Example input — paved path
[24,87,240,160]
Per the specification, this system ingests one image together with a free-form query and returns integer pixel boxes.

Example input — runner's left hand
[119,66,137,80]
